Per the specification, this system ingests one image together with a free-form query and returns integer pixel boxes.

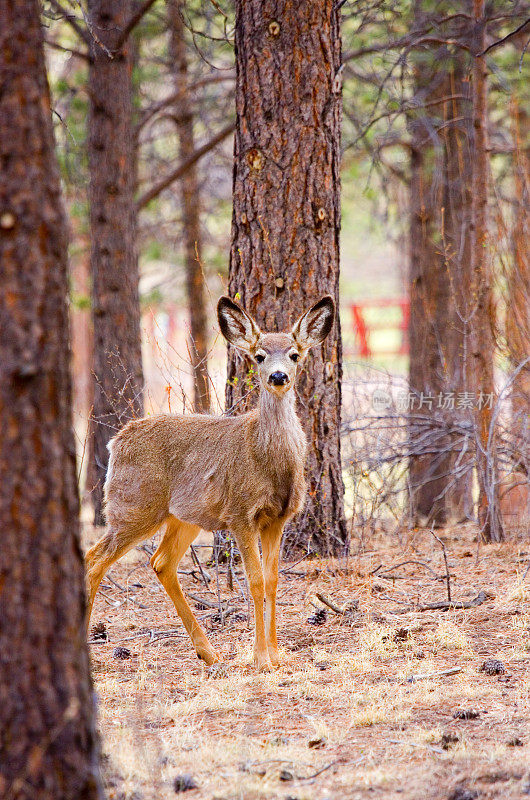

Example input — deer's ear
[217,296,261,353]
[292,295,335,350]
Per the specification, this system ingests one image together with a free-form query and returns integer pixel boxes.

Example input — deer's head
[217,295,335,396]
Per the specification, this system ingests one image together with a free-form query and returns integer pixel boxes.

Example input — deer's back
[105,412,306,534]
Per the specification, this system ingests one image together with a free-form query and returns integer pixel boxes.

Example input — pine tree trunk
[88,0,144,525]
[408,64,452,526]
[0,2,102,796]
[71,241,93,422]
[439,60,475,521]
[226,0,347,556]
[508,90,530,471]
[408,43,474,525]
[470,0,503,541]
[168,0,211,413]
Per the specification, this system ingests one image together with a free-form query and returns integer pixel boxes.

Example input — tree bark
[408,63,453,526]
[470,0,503,541]
[226,0,347,556]
[88,0,144,525]
[168,0,210,413]
[0,2,102,796]
[408,32,474,525]
[507,88,530,472]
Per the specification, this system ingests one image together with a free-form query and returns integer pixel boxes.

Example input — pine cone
[480,659,505,675]
[307,608,327,625]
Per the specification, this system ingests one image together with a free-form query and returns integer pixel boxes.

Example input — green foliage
[144,241,164,262]
[72,292,91,311]
[141,287,164,308]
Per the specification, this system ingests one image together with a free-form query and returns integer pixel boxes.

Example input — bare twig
[114,0,158,50]
[280,551,315,574]
[45,37,89,61]
[137,73,235,132]
[47,0,91,46]
[385,738,445,754]
[430,531,451,602]
[378,560,439,579]
[101,577,148,609]
[137,122,235,210]
[478,17,530,56]
[190,544,212,590]
[298,759,349,782]
[406,667,462,683]
[214,533,225,628]
[418,590,488,612]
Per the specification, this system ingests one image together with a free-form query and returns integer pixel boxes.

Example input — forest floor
[84,521,530,800]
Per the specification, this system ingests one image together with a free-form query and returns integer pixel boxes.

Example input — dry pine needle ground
[84,522,530,800]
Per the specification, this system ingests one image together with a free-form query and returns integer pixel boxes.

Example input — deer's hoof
[254,653,275,673]
[197,646,221,666]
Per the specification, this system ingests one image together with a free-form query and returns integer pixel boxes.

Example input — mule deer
[85,294,335,671]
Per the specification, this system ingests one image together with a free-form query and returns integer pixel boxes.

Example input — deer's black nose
[269,371,289,386]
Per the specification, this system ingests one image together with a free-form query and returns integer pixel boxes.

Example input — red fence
[351,298,409,358]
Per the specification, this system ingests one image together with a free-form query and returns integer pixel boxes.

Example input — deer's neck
[256,389,306,468]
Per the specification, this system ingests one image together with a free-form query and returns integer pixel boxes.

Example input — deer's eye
[255,354,265,364]
[290,352,299,363]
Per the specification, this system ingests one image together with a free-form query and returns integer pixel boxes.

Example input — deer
[85,294,335,672]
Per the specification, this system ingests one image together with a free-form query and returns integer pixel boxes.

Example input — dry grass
[84,522,530,800]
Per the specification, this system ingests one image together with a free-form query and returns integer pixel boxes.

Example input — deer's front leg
[237,535,272,672]
[261,522,283,667]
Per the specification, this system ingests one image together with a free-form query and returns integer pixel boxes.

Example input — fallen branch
[298,757,364,782]
[407,666,462,683]
[385,738,445,754]
[188,593,229,610]
[115,628,183,644]
[377,560,438,579]
[315,592,359,615]
[418,590,488,612]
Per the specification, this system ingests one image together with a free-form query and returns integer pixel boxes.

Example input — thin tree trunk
[168,0,211,413]
[88,0,144,525]
[438,59,475,521]
[470,0,503,541]
[227,0,347,556]
[508,91,530,472]
[0,2,102,796]
[71,239,93,422]
[408,64,453,526]
[408,29,474,525]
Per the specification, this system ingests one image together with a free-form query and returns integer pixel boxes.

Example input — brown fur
[85,295,334,672]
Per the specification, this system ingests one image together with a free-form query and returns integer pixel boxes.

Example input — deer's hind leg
[85,518,162,629]
[150,516,220,666]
